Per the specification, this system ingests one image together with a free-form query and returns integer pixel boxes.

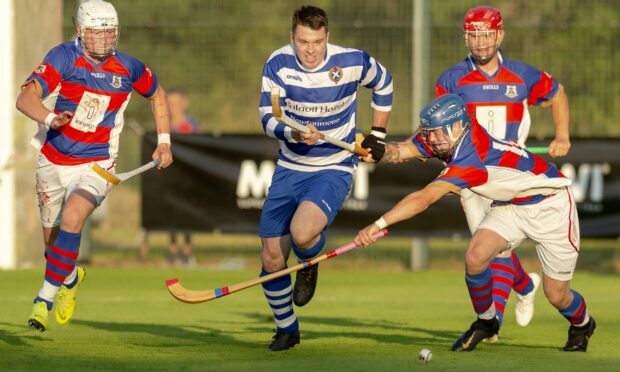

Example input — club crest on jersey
[328,66,343,84]
[111,76,122,89]
[35,64,46,74]
[505,85,518,98]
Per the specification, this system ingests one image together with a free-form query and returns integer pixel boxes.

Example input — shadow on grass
[239,312,560,351]
[73,319,261,349]
[240,312,458,347]
[0,316,561,354]
[0,322,55,346]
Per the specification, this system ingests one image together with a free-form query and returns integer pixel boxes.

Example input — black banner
[142,134,620,237]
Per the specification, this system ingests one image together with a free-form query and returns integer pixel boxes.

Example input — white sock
[576,311,591,327]
[38,281,60,302]
[63,267,78,285]
[478,303,497,320]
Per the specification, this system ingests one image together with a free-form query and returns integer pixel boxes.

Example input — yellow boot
[55,266,86,325]
[28,301,49,332]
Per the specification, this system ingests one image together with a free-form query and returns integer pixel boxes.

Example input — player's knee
[543,284,571,309]
[464,248,486,273]
[289,230,316,249]
[261,242,286,271]
[59,212,86,232]
[261,251,284,272]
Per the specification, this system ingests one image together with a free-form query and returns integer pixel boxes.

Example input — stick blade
[270,87,282,119]
[90,163,121,185]
[166,278,218,304]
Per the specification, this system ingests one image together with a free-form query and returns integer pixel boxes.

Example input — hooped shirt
[435,51,558,146]
[408,121,571,205]
[25,38,158,165]
[259,43,393,174]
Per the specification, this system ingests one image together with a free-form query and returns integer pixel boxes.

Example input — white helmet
[76,0,119,58]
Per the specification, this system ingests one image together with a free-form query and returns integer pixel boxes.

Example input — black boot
[293,264,319,307]
[452,317,500,352]
[563,317,596,352]
[267,330,300,352]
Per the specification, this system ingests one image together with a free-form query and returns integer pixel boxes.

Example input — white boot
[515,273,541,327]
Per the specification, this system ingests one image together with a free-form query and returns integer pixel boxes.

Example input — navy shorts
[258,165,353,238]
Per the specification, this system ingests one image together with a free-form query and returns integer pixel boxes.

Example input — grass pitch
[1,268,618,371]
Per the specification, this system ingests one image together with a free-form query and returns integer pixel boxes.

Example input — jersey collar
[467,50,505,80]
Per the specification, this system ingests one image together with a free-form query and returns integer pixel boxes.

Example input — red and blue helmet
[419,94,470,157]
[463,5,503,31]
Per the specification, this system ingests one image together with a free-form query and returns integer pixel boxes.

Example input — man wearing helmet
[355,94,595,353]
[16,0,173,332]
[433,5,572,336]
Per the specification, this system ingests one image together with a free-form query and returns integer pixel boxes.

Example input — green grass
[1,268,619,371]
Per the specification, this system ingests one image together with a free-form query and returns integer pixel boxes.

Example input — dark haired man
[257,5,393,351]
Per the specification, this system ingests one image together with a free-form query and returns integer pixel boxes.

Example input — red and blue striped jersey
[410,121,571,204]
[26,39,158,165]
[435,51,558,146]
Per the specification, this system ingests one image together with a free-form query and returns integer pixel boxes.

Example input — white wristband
[374,216,388,229]
[158,133,171,145]
[370,129,387,139]
[44,112,56,127]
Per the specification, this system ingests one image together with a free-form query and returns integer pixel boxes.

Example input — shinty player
[257,5,393,351]
[434,5,572,334]
[355,94,595,352]
[16,0,173,332]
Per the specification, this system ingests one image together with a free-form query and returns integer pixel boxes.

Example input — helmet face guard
[419,94,470,158]
[76,0,119,58]
[78,26,119,58]
[463,6,503,64]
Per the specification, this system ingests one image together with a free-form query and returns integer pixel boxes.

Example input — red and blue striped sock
[465,268,495,319]
[559,289,590,326]
[512,252,534,295]
[260,269,299,333]
[489,255,515,325]
[35,229,81,308]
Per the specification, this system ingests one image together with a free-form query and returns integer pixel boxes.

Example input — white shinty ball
[418,348,432,363]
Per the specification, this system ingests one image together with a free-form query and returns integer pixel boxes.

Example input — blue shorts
[258,166,353,238]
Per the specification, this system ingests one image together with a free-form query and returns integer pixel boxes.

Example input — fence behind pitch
[62,0,620,138]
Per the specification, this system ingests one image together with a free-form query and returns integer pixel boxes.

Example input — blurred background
[59,0,620,137]
[4,0,620,270]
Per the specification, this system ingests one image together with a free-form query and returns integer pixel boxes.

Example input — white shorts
[461,188,493,235]
[477,188,580,281]
[36,154,115,227]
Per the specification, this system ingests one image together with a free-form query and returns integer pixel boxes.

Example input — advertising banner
[142,134,620,237]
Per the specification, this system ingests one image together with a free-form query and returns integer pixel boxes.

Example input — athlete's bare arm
[16,80,73,128]
[148,84,173,168]
[354,184,450,246]
[544,84,570,158]
[380,137,426,164]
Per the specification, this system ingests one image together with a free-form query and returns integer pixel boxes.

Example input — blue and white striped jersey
[259,43,393,174]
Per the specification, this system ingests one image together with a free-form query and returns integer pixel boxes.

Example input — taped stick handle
[270,88,370,157]
[527,146,549,154]
[247,229,388,288]
[117,158,161,182]
[91,158,162,185]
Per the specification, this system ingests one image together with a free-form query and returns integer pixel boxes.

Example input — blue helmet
[418,94,470,157]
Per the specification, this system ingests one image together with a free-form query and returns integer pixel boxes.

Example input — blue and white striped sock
[260,269,298,333]
[291,232,326,262]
